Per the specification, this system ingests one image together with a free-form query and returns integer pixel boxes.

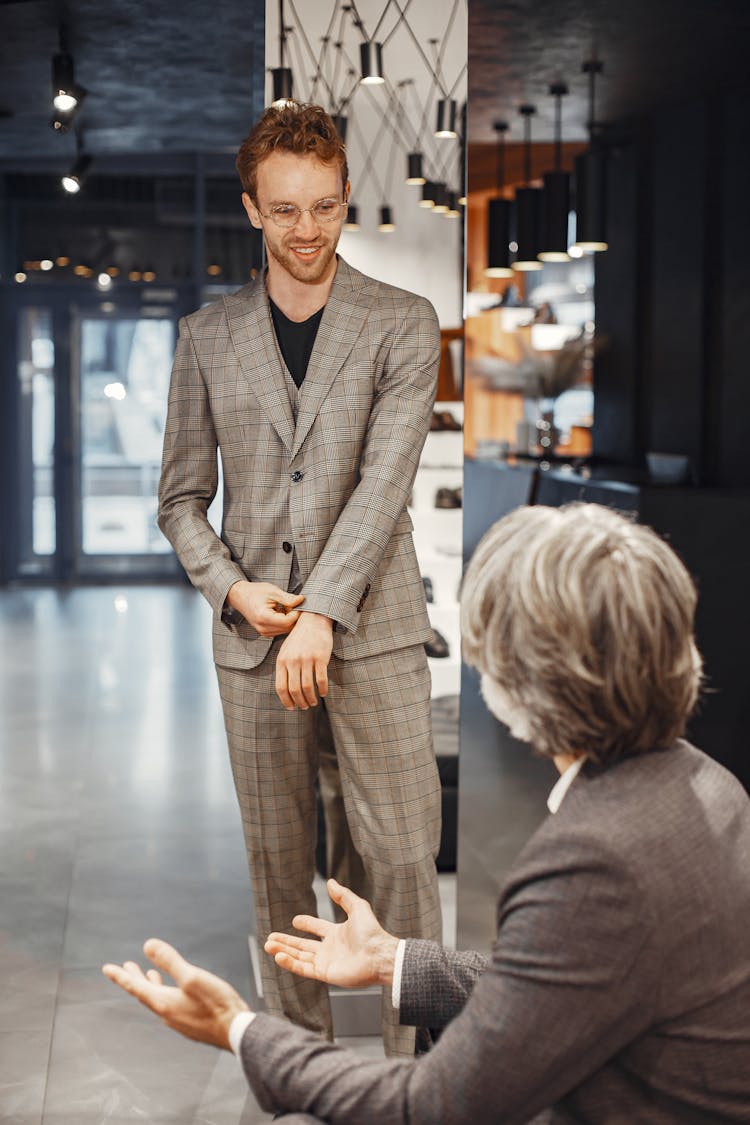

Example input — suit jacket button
[291,470,303,483]
[282,541,292,554]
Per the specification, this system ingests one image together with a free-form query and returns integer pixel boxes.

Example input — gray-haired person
[105,503,750,1124]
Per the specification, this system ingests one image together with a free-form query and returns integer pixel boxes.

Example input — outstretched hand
[265,878,399,989]
[102,939,249,1050]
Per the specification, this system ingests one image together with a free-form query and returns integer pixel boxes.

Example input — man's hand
[265,878,399,989]
[275,611,333,710]
[102,939,249,1050]
[227,580,304,637]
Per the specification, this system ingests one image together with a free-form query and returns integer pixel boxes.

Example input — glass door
[74,308,178,574]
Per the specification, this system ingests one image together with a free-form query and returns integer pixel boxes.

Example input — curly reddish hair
[236,101,348,201]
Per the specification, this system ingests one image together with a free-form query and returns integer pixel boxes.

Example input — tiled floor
[0,586,456,1124]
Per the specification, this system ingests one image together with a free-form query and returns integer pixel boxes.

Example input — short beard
[266,237,338,285]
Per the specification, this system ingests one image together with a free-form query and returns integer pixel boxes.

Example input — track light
[343,204,360,231]
[52,51,79,112]
[61,152,91,194]
[435,98,458,138]
[378,206,395,232]
[406,152,425,185]
[51,85,87,132]
[360,41,384,85]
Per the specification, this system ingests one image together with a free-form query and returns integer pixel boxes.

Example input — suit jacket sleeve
[157,316,246,615]
[298,295,439,632]
[398,940,488,1029]
[237,828,660,1124]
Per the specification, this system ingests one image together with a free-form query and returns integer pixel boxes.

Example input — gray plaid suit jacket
[239,742,750,1122]
[158,256,439,668]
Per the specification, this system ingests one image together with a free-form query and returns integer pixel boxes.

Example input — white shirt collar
[547,756,586,814]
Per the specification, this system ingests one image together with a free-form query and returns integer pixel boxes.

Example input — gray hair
[461,503,703,764]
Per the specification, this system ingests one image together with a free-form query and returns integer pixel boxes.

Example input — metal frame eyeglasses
[258,198,348,229]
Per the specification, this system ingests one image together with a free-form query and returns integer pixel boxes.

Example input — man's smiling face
[244,151,348,286]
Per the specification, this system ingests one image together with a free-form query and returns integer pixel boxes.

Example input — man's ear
[242,192,263,230]
[344,180,351,204]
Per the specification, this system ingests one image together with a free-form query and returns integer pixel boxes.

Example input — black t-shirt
[269,298,325,388]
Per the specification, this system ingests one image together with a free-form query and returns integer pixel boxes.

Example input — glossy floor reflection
[0,587,456,1124]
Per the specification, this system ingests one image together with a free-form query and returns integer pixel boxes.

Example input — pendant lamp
[574,60,608,251]
[485,121,513,278]
[539,83,571,262]
[513,104,543,271]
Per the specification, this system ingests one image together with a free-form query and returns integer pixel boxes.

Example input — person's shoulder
[336,257,438,319]
[183,278,260,332]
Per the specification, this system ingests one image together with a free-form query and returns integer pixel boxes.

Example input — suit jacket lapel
[224,278,296,453]
[291,257,370,459]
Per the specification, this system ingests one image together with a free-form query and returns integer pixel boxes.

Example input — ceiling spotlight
[343,204,360,231]
[56,254,70,267]
[97,272,112,288]
[40,259,54,271]
[128,268,142,282]
[142,266,156,283]
[360,41,384,85]
[105,265,120,277]
[62,152,92,194]
[14,271,27,284]
[435,98,458,139]
[207,263,222,277]
[406,152,425,186]
[51,85,87,133]
[378,205,395,232]
[52,50,78,112]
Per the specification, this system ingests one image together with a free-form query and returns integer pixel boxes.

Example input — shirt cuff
[229,1010,256,1056]
[391,939,407,1010]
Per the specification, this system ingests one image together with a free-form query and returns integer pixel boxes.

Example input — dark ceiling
[0,0,265,169]
[3,0,749,166]
[469,0,750,145]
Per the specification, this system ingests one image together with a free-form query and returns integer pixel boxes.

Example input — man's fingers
[276,592,305,611]
[315,658,329,698]
[275,663,295,710]
[300,664,319,709]
[272,951,319,979]
[143,938,193,985]
[326,878,364,917]
[291,913,332,939]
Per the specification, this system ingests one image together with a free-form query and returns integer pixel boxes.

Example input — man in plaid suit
[157,101,442,1055]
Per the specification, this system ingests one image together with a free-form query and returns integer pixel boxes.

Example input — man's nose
[294,208,319,238]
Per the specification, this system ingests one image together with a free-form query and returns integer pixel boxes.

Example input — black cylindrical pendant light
[514,105,543,271]
[343,204,360,232]
[433,182,449,213]
[574,60,608,251]
[406,152,425,185]
[378,205,395,232]
[485,121,513,278]
[360,41,384,85]
[435,98,458,138]
[445,190,461,218]
[332,113,348,143]
[271,68,293,106]
[539,83,571,262]
[420,181,437,208]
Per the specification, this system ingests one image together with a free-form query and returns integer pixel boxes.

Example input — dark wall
[593,89,750,487]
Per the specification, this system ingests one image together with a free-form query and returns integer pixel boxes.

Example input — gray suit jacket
[240,742,750,1122]
[158,257,439,669]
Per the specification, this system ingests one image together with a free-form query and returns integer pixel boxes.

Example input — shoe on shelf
[435,486,462,509]
[422,576,435,603]
[429,410,463,432]
[425,628,450,659]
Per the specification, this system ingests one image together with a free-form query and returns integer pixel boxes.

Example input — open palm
[265,878,398,990]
